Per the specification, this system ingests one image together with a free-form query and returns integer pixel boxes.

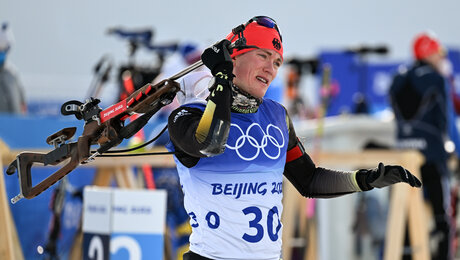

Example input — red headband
[225,22,283,60]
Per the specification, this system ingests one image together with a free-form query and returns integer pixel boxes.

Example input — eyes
[257,51,282,69]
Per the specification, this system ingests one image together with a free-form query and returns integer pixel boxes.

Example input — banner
[82,187,167,260]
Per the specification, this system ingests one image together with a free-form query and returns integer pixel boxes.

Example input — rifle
[5,17,259,204]
[5,60,203,204]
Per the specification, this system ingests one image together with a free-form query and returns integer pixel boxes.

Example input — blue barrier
[318,50,402,116]
[0,113,165,149]
[318,48,460,117]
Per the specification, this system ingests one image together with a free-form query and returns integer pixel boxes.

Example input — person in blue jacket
[389,31,456,260]
[167,16,421,260]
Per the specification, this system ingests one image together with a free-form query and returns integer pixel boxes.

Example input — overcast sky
[2,0,460,101]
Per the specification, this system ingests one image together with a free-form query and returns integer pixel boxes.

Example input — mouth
[256,76,269,85]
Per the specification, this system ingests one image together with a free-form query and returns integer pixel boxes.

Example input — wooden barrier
[2,147,428,260]
[0,140,24,260]
[281,150,430,260]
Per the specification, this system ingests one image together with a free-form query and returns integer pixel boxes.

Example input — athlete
[166,16,422,260]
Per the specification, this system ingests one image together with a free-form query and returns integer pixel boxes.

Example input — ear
[232,57,237,67]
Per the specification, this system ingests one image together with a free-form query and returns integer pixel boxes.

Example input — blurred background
[1,0,460,260]
[1,0,459,105]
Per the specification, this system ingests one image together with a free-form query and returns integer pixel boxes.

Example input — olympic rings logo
[226,123,285,161]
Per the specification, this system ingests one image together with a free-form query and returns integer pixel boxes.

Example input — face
[232,48,283,98]
[425,52,447,74]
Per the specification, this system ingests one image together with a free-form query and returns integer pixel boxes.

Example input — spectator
[0,22,26,114]
[389,31,457,260]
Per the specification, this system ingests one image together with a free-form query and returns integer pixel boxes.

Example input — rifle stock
[9,146,78,203]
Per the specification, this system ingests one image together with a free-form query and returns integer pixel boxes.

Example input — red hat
[226,22,283,60]
[413,32,444,60]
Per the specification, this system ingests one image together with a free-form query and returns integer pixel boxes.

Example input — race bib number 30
[188,205,282,243]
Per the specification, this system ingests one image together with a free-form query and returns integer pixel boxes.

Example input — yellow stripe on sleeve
[351,170,363,191]
[195,100,216,143]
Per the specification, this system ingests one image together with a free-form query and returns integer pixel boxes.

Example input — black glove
[201,39,233,78]
[357,162,422,190]
[369,162,422,188]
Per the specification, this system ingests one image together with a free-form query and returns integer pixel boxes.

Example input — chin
[254,93,265,99]
[259,90,269,98]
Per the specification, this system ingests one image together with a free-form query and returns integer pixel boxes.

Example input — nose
[263,60,277,76]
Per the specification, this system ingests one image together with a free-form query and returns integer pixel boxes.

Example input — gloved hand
[201,39,233,78]
[366,162,422,188]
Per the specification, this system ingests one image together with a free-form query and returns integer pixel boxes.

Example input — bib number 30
[242,206,281,243]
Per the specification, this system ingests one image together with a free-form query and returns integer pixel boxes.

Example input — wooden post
[384,152,429,260]
[92,167,115,186]
[0,142,24,260]
[383,183,410,260]
[114,165,137,189]
[282,180,304,260]
[304,215,318,260]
